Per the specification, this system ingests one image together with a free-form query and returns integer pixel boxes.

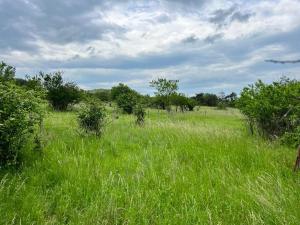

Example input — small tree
[0,61,15,82]
[41,72,82,110]
[78,102,107,136]
[237,77,300,146]
[150,78,178,112]
[116,92,138,114]
[111,83,133,100]
[111,83,139,114]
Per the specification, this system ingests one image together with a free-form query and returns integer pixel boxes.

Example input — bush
[0,82,44,167]
[41,72,82,111]
[237,77,300,146]
[116,92,138,114]
[134,104,146,125]
[78,102,107,136]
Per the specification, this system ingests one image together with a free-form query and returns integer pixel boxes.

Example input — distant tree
[111,83,134,100]
[150,78,179,111]
[111,83,140,114]
[95,89,111,102]
[116,92,138,114]
[0,61,15,82]
[225,92,237,107]
[41,72,82,111]
[193,93,218,106]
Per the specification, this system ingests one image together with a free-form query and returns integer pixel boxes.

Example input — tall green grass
[0,107,299,225]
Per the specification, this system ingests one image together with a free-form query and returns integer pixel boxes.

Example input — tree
[116,92,138,114]
[111,83,140,114]
[193,93,218,106]
[40,72,82,111]
[150,78,179,111]
[0,61,15,82]
[225,92,237,107]
[237,77,300,146]
[111,83,134,100]
[171,93,198,112]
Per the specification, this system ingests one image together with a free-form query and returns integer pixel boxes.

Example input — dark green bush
[41,72,82,111]
[237,77,300,146]
[78,103,107,136]
[0,82,44,167]
[116,92,138,114]
[134,104,146,125]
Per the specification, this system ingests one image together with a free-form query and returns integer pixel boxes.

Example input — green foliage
[0,61,15,82]
[0,81,44,167]
[134,104,146,125]
[94,89,111,102]
[224,92,237,107]
[78,102,107,136]
[150,78,179,111]
[193,93,218,106]
[116,92,138,114]
[237,77,300,145]
[41,72,82,111]
[111,83,139,114]
[170,93,197,112]
[111,83,133,101]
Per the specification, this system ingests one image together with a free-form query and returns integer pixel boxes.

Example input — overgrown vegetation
[78,102,107,136]
[0,62,44,167]
[111,83,139,114]
[1,61,300,224]
[134,104,146,125]
[238,77,300,146]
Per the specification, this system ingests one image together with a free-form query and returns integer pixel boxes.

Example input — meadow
[0,107,299,225]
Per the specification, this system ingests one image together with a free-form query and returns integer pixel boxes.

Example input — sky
[1,0,300,95]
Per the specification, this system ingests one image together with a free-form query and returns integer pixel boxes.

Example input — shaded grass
[1,107,299,224]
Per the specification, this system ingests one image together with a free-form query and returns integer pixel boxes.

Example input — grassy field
[0,107,299,225]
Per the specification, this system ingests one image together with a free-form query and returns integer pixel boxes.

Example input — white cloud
[1,0,300,94]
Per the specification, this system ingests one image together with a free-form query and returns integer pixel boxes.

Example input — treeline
[88,81,237,112]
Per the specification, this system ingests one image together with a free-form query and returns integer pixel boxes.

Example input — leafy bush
[40,72,82,111]
[0,82,44,167]
[134,104,146,125]
[111,83,140,114]
[237,77,300,146]
[116,92,138,114]
[78,102,107,136]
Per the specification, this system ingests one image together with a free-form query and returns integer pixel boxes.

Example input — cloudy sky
[1,0,300,95]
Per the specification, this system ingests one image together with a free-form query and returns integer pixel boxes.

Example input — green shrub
[0,82,44,167]
[134,104,146,125]
[41,72,82,111]
[237,77,300,146]
[78,103,107,136]
[116,92,138,114]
